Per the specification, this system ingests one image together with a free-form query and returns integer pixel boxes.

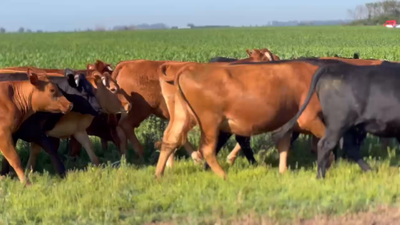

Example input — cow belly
[220,114,294,137]
[46,113,94,138]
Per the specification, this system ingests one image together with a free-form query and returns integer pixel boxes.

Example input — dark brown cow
[154,60,330,179]
[0,69,72,184]
[0,61,130,173]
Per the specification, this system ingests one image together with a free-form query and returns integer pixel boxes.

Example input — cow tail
[175,71,201,146]
[270,65,328,144]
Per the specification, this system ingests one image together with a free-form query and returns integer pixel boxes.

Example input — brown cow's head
[86,60,131,114]
[246,48,280,62]
[28,68,73,114]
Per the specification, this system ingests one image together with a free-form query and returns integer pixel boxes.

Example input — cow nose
[110,87,117,93]
[64,103,73,114]
[124,103,132,112]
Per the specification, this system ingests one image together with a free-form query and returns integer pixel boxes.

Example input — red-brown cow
[154,60,332,179]
[0,69,72,184]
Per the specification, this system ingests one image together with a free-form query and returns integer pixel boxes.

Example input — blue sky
[1,0,371,31]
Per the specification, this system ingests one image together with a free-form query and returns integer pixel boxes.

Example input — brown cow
[154,60,332,179]
[0,61,130,173]
[0,69,72,184]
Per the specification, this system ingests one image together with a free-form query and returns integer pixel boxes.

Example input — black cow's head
[49,69,101,116]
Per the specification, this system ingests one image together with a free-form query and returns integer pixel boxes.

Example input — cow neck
[11,81,36,123]
[47,76,71,93]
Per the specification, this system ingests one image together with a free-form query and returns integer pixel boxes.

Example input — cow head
[86,60,131,114]
[245,48,280,62]
[28,68,73,114]
[61,68,102,116]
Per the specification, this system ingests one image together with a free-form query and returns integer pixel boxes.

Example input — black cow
[0,69,101,177]
[272,59,400,179]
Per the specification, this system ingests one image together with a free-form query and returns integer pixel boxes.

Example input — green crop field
[1,26,400,224]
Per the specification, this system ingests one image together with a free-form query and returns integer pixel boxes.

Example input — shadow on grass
[2,132,400,178]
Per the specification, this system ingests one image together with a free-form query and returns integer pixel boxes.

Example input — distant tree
[171,26,178,29]
[348,0,400,25]
[18,27,24,33]
[0,28,5,33]
[36,30,43,33]
[26,29,32,33]
[187,23,195,28]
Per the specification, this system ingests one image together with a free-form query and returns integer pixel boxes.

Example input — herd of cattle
[0,48,399,185]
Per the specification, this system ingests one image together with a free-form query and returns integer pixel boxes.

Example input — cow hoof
[226,156,236,166]
[191,152,203,165]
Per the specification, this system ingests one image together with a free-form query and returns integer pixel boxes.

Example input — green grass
[1,25,400,224]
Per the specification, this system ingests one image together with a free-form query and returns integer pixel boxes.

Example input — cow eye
[50,89,55,93]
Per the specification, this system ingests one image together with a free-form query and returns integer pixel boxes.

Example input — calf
[272,60,400,178]
[0,69,72,184]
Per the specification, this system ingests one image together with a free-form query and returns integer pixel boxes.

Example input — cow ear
[95,60,107,72]
[27,69,39,85]
[65,68,77,88]
[74,74,82,87]
[101,73,112,87]
[87,64,96,71]
[246,49,252,57]
[106,65,113,72]
[264,51,273,61]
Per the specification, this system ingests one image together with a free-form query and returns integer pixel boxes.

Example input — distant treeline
[348,0,400,25]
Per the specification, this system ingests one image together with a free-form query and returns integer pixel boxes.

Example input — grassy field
[1,26,400,224]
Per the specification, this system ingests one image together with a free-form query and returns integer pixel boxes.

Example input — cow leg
[68,136,82,157]
[28,138,66,177]
[0,131,28,184]
[166,141,202,168]
[290,132,300,145]
[116,126,127,155]
[73,131,100,165]
[183,141,203,164]
[0,137,18,176]
[226,143,241,165]
[199,126,226,179]
[101,138,108,152]
[109,127,122,151]
[380,138,391,151]
[235,136,256,165]
[316,129,342,179]
[120,125,144,161]
[155,105,192,178]
[342,128,372,172]
[204,131,232,170]
[26,143,42,172]
[276,131,292,173]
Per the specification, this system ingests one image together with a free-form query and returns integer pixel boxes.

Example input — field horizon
[1,25,400,224]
